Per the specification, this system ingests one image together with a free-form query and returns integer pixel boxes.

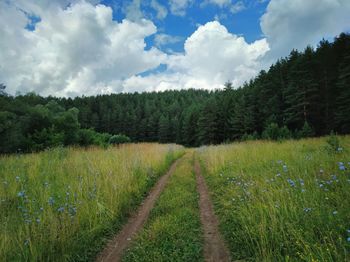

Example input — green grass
[0,143,184,261]
[197,136,350,261]
[123,153,203,262]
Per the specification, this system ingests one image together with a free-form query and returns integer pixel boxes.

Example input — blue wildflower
[57,207,64,213]
[15,176,20,181]
[36,218,40,224]
[337,147,343,152]
[17,191,25,198]
[48,197,55,206]
[338,162,346,171]
[276,173,281,177]
[332,211,338,215]
[299,179,304,186]
[283,165,288,172]
[347,237,350,242]
[303,207,312,213]
[287,178,295,187]
[346,229,350,234]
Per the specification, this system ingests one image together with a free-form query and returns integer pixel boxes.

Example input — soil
[194,160,231,262]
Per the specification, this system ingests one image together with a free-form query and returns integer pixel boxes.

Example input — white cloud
[201,0,245,13]
[154,34,183,47]
[203,0,232,7]
[150,0,168,20]
[126,21,270,92]
[124,0,143,21]
[169,0,193,16]
[230,1,245,13]
[0,1,166,96]
[261,0,350,60]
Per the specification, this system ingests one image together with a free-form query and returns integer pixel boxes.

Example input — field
[1,137,350,261]
[197,136,350,261]
[0,144,184,261]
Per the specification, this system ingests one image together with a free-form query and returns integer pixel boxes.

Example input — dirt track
[194,160,231,262]
[96,157,182,262]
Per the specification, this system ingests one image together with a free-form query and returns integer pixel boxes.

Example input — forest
[1,33,350,153]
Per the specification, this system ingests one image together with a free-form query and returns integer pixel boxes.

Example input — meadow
[0,143,183,261]
[197,136,350,261]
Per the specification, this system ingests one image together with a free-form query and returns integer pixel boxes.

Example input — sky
[0,0,350,97]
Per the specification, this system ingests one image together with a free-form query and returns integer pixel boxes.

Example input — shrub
[108,134,131,145]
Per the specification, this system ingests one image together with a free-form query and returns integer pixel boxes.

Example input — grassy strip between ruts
[122,153,203,262]
[197,137,350,261]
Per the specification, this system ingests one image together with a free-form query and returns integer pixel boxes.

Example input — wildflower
[339,165,346,171]
[36,218,40,224]
[15,176,20,181]
[301,189,306,192]
[57,207,65,213]
[338,162,346,171]
[347,237,350,242]
[17,191,25,198]
[287,178,295,187]
[277,160,283,164]
[24,239,30,246]
[48,197,55,206]
[319,169,324,174]
[283,165,288,172]
[332,211,338,215]
[43,182,49,187]
[346,229,350,234]
[299,179,304,186]
[331,175,337,180]
[303,207,312,213]
[276,173,281,177]
[39,207,44,212]
[24,219,32,224]
[337,147,343,152]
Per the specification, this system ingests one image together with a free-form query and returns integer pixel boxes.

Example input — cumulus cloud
[127,21,270,91]
[261,0,350,60]
[0,0,166,96]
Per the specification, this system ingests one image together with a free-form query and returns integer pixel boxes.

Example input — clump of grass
[123,153,203,262]
[198,136,350,261]
[0,143,183,261]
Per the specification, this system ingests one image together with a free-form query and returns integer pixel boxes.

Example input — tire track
[194,160,231,262]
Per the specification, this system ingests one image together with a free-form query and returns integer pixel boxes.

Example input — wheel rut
[194,160,231,262]
[96,156,183,262]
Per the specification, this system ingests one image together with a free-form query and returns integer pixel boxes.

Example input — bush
[108,134,131,145]
[78,129,112,147]
[262,123,292,141]
[325,131,343,153]
[295,121,314,138]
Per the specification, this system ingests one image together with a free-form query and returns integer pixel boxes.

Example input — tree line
[1,33,350,153]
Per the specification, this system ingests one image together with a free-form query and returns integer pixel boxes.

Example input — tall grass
[123,153,203,261]
[0,143,183,261]
[198,137,350,261]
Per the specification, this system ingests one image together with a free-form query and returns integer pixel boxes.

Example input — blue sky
[0,0,350,96]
